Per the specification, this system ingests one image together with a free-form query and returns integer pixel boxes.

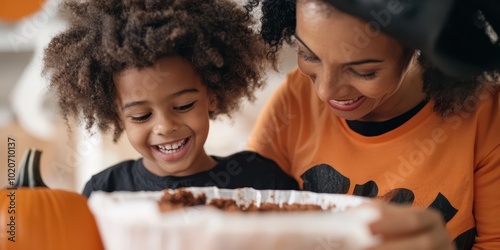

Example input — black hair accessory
[325,0,500,77]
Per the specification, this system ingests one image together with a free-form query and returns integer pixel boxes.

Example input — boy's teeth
[157,138,187,153]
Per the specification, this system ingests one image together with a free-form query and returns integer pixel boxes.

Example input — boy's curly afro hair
[245,0,500,116]
[44,0,276,141]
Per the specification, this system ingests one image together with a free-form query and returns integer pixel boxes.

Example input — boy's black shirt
[82,151,299,197]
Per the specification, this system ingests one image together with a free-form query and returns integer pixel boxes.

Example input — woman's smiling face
[113,56,217,176]
[296,0,423,121]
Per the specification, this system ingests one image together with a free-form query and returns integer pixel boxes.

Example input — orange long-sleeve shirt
[248,68,500,249]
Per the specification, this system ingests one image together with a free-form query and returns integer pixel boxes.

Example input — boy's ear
[208,94,218,112]
[113,99,125,129]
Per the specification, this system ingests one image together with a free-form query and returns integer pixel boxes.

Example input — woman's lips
[328,96,367,112]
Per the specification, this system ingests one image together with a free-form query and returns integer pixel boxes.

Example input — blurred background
[0,0,297,192]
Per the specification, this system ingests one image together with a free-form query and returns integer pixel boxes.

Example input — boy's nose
[153,117,178,135]
[153,124,167,135]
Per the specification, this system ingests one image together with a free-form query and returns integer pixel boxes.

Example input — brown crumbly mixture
[158,189,330,212]
[208,199,242,212]
[158,190,207,212]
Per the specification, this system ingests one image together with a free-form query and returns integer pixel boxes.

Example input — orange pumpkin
[0,148,104,250]
[0,0,46,22]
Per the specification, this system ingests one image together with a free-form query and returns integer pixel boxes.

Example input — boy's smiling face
[113,56,217,177]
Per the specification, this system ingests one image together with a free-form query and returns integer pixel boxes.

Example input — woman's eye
[348,68,378,80]
[298,49,320,63]
[173,101,196,112]
[130,113,152,122]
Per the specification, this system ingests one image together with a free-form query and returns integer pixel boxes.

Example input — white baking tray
[88,187,380,250]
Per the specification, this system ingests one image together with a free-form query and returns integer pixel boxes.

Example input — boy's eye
[130,113,152,122]
[173,101,196,112]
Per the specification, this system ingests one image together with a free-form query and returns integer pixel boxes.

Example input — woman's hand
[368,203,457,250]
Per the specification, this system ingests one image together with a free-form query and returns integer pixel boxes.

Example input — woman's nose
[315,70,337,102]
[315,70,350,102]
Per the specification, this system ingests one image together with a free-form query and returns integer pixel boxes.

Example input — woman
[247,0,500,249]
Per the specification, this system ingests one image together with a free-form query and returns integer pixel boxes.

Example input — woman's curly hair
[44,0,276,141]
[245,0,500,116]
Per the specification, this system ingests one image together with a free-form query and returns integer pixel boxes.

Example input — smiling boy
[43,0,299,196]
